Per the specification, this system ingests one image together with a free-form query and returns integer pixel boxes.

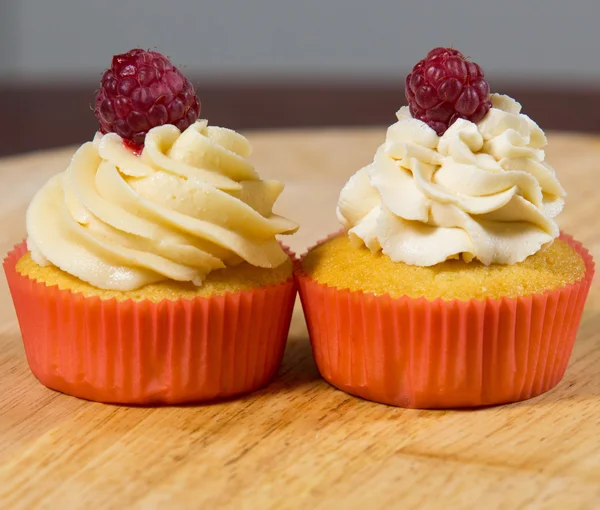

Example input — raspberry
[405,47,491,135]
[94,48,200,150]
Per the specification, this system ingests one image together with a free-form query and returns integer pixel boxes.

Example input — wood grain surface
[0,128,599,509]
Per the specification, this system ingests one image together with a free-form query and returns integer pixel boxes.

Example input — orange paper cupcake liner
[295,232,595,409]
[4,242,297,405]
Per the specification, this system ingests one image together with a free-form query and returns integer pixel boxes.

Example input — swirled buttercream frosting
[27,120,298,290]
[337,94,565,266]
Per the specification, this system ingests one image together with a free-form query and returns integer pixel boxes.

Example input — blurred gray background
[1,0,599,155]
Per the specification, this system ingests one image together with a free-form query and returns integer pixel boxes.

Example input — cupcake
[296,47,594,409]
[4,49,298,404]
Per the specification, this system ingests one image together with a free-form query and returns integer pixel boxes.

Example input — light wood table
[0,129,599,509]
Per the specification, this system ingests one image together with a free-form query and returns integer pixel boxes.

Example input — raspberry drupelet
[405,47,491,135]
[94,48,200,150]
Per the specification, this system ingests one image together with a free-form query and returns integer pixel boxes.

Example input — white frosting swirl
[337,94,565,266]
[27,120,298,290]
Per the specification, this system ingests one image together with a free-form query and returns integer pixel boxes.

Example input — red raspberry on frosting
[94,48,200,150]
[405,47,491,135]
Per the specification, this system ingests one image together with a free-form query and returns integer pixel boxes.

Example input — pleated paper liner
[295,232,595,409]
[4,242,297,405]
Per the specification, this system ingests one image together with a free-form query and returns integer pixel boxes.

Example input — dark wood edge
[1,80,598,156]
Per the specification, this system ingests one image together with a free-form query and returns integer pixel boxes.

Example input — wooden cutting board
[0,128,599,509]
